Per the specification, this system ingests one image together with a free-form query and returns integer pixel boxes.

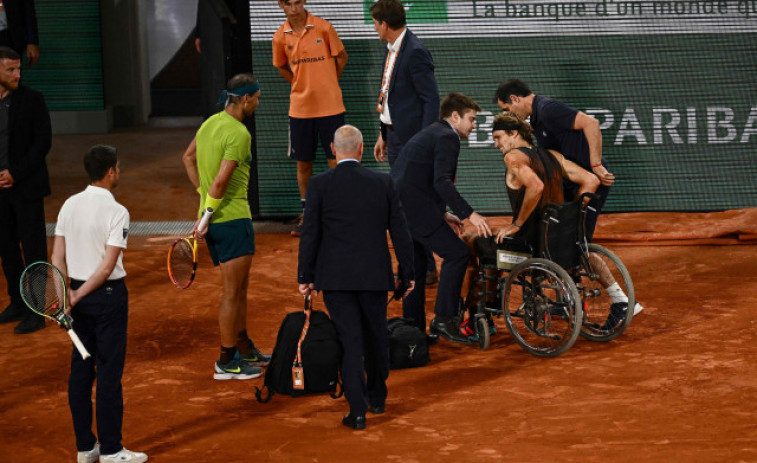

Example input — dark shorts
[205,218,255,266]
[288,113,345,161]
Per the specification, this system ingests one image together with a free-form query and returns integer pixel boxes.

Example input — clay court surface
[0,127,755,462]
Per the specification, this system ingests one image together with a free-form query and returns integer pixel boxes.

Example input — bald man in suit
[298,124,414,430]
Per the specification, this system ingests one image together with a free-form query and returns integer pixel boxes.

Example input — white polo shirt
[55,185,130,281]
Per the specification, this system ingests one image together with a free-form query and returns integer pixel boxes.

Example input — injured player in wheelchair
[458,112,601,340]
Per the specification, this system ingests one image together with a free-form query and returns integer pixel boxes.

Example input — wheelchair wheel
[476,316,490,351]
[502,258,582,357]
[573,244,635,342]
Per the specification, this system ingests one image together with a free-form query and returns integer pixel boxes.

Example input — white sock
[606,283,628,304]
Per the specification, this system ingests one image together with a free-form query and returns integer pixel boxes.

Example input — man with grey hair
[298,124,414,430]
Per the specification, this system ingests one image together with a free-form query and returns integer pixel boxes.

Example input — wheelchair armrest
[579,193,599,212]
[474,235,534,263]
[580,192,599,202]
[496,236,534,255]
[542,204,561,224]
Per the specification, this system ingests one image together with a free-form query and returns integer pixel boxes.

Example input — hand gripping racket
[19,261,91,360]
[168,207,213,289]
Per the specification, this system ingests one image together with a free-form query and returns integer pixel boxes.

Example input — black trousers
[386,140,436,277]
[68,279,128,455]
[323,290,388,416]
[0,197,47,309]
[403,221,469,331]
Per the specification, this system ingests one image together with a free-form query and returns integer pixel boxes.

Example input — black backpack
[387,317,430,369]
[255,298,343,402]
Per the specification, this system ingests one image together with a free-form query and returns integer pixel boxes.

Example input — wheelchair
[460,194,635,357]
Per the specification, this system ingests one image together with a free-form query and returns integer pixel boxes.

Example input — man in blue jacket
[392,93,492,345]
[370,0,441,288]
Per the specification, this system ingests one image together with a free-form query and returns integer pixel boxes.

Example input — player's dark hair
[226,73,258,105]
[84,145,118,182]
[0,46,20,61]
[493,112,534,143]
[440,92,481,119]
[495,78,532,104]
[370,0,407,29]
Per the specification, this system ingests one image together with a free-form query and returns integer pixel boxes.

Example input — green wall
[252,31,757,217]
[22,0,104,111]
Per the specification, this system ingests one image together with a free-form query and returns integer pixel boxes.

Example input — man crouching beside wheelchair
[458,112,599,340]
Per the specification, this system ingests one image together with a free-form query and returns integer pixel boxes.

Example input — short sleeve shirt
[195,110,252,223]
[272,11,346,118]
[55,185,129,281]
[531,95,592,169]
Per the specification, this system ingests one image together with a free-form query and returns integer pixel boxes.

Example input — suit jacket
[298,161,414,291]
[380,29,439,148]
[0,84,52,202]
[391,120,474,237]
[1,0,39,54]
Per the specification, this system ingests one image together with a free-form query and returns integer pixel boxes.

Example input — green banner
[250,2,757,218]
[362,0,448,24]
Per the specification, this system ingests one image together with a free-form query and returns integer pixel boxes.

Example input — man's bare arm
[335,49,348,78]
[574,112,614,186]
[277,66,294,84]
[182,137,200,189]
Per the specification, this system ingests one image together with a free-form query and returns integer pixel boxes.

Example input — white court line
[44,221,293,236]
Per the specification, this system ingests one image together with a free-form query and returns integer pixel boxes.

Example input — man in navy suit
[298,125,415,430]
[370,0,441,289]
[392,93,492,345]
[370,0,439,166]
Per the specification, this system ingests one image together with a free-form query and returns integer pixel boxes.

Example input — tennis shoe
[77,443,100,463]
[99,447,147,463]
[460,316,496,342]
[633,302,644,316]
[291,215,303,237]
[601,302,628,331]
[236,339,271,366]
[214,358,263,380]
[459,317,475,337]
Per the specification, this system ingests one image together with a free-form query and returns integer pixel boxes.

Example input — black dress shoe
[425,333,439,345]
[430,317,472,345]
[342,413,366,430]
[369,404,385,414]
[0,304,24,324]
[14,314,45,334]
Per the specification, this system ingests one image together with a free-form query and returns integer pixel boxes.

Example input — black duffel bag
[387,317,429,369]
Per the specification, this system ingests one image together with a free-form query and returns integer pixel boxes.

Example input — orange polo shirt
[272,12,346,119]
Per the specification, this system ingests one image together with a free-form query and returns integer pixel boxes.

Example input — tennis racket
[19,261,91,360]
[167,207,213,289]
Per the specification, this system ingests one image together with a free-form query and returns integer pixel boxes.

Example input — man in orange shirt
[273,0,348,236]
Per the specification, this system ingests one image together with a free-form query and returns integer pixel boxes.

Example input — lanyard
[292,296,312,390]
[376,35,405,114]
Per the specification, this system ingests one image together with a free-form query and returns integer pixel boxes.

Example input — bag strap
[254,385,273,403]
[330,378,344,399]
[294,296,313,368]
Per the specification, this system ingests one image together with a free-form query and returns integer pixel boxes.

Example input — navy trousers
[68,279,128,455]
[323,290,388,417]
[402,221,469,331]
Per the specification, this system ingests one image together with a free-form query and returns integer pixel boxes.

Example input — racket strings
[22,265,64,316]
[169,239,196,287]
